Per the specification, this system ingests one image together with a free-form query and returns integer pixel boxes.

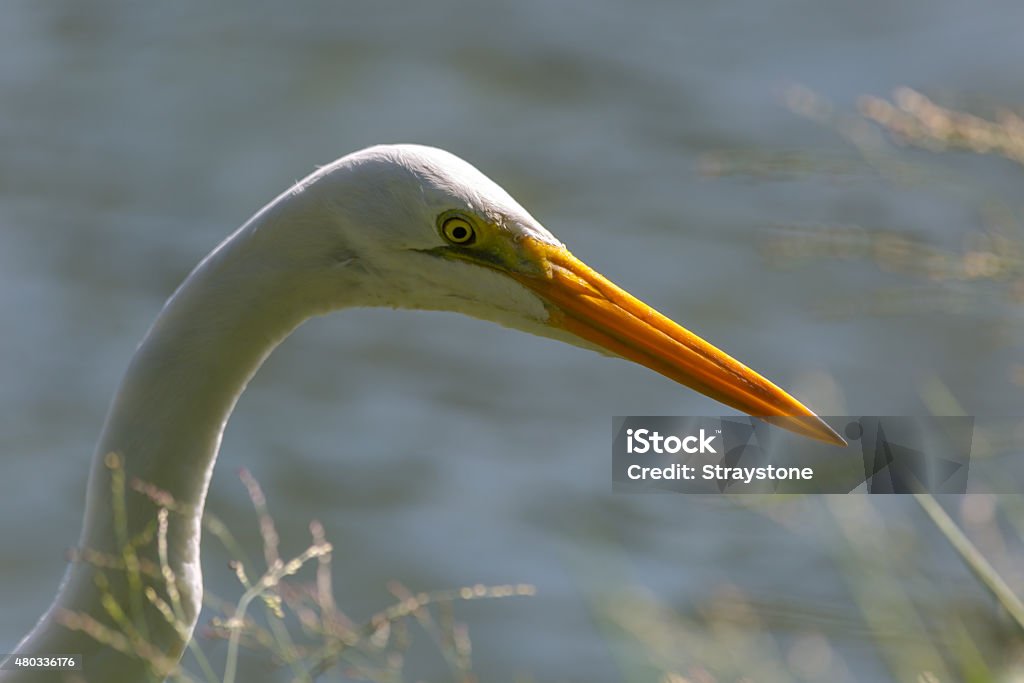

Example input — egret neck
[12,193,332,680]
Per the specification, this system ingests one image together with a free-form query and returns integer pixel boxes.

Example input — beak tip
[763,414,848,447]
[808,415,848,447]
[822,423,849,448]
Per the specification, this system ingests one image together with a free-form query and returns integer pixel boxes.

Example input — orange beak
[512,240,846,447]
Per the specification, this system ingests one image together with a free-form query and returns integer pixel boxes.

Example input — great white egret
[2,144,843,682]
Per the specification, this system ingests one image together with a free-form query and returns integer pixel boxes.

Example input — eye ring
[439,214,476,245]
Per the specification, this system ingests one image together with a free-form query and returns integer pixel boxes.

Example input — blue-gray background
[1,2,1021,681]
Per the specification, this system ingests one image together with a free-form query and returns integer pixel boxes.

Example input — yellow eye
[439,215,476,245]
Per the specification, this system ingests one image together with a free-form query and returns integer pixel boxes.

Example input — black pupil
[451,225,468,241]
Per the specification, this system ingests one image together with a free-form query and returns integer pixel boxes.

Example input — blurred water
[1,1,1022,681]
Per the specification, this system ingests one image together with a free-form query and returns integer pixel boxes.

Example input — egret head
[289,144,564,327]
[268,144,843,445]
